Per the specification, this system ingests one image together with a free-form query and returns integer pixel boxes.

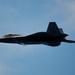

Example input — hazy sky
[0,0,75,75]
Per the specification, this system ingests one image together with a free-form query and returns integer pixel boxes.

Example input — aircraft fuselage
[0,22,75,47]
[0,32,65,46]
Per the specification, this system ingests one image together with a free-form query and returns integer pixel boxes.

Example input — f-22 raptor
[0,22,75,47]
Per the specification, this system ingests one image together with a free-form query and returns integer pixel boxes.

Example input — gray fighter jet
[0,22,75,47]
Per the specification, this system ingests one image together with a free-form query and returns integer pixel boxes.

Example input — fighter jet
[0,22,75,47]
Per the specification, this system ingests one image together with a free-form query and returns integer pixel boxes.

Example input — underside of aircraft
[0,22,75,47]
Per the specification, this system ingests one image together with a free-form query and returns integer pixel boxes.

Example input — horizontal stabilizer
[63,39,75,43]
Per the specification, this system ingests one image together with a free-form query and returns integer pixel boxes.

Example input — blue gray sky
[0,0,75,75]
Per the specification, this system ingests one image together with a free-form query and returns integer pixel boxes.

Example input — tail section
[59,28,64,34]
[47,22,68,38]
[47,22,61,36]
[62,39,75,43]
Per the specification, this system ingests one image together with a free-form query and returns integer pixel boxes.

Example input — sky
[0,0,75,75]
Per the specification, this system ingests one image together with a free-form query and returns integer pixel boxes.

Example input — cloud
[59,1,75,38]
[66,1,75,24]
[46,0,75,34]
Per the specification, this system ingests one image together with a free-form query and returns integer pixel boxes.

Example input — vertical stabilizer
[59,28,64,34]
[47,22,61,36]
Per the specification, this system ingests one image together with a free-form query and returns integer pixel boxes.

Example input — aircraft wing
[47,22,61,36]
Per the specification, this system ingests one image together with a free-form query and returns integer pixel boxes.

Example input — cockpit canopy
[3,33,22,37]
